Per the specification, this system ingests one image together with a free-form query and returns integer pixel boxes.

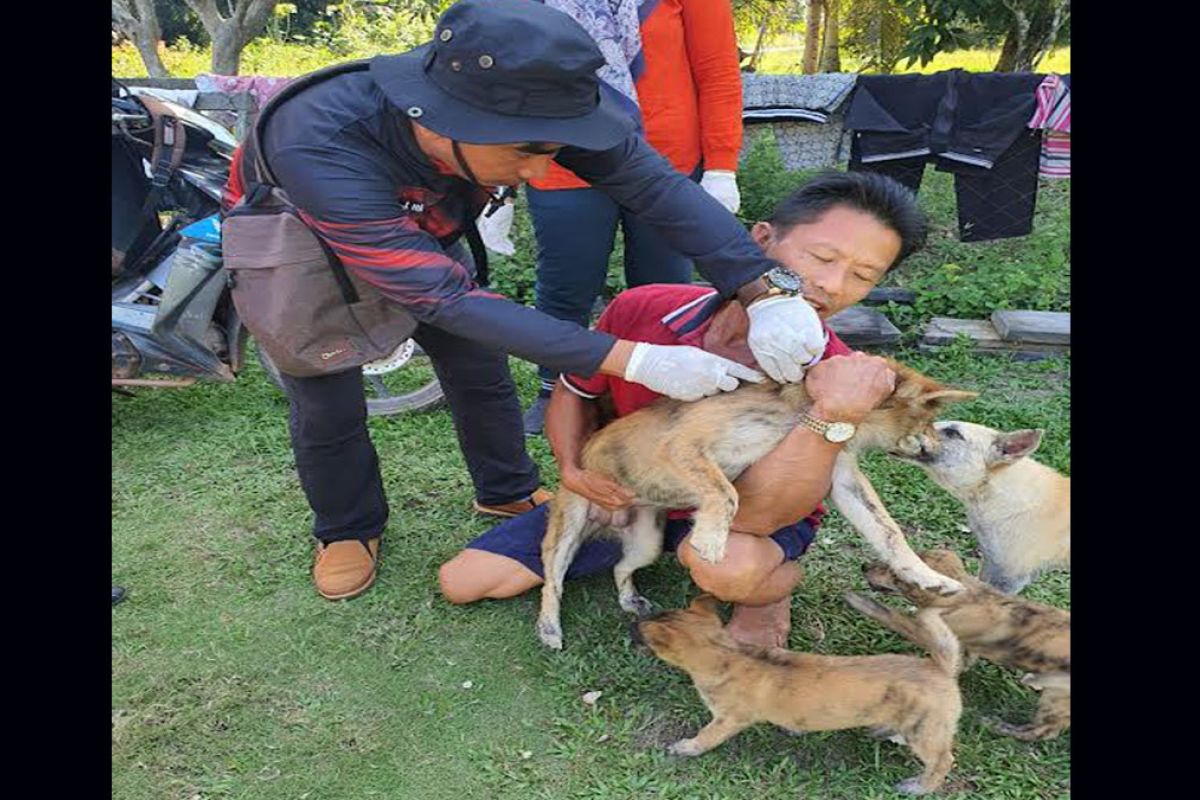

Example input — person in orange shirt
[516,0,745,434]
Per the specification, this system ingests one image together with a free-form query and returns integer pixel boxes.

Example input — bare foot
[726,596,791,648]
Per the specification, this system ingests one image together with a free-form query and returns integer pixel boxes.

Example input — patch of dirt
[631,713,695,750]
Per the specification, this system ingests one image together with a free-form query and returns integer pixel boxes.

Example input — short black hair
[768,171,928,268]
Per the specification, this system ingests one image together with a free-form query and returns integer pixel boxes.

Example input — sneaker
[473,487,554,518]
[312,537,380,600]
[522,394,551,436]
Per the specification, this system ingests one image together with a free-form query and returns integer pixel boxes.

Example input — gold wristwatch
[798,411,856,443]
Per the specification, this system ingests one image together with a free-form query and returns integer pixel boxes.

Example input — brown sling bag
[221,60,419,377]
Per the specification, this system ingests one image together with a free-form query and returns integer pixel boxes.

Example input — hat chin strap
[453,139,517,217]
[452,139,487,188]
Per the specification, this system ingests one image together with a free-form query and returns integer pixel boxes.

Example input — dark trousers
[850,130,1043,243]
[944,129,1042,242]
[525,167,701,392]
[278,249,540,543]
[848,136,928,194]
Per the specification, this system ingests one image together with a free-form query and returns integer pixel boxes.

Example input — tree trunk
[994,19,1021,72]
[995,1,1069,72]
[803,0,823,74]
[1017,0,1069,71]
[819,0,841,73]
[184,0,278,75]
[133,36,169,78]
[112,0,170,77]
[748,16,771,71]
[211,27,245,75]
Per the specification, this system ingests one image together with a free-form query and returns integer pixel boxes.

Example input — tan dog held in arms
[536,358,976,650]
[890,421,1070,594]
[848,548,1070,741]
[634,594,963,796]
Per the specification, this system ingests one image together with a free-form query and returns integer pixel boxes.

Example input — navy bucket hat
[369,0,634,150]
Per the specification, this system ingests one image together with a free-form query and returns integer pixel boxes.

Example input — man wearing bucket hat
[222,0,826,601]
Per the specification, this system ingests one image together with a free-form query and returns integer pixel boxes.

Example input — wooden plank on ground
[863,287,916,305]
[826,306,900,347]
[921,317,1068,353]
[990,310,1070,344]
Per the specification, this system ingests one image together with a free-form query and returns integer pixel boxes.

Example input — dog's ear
[885,365,977,409]
[920,388,979,410]
[987,428,1044,465]
[689,593,722,616]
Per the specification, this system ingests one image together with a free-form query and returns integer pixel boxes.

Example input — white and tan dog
[892,421,1069,594]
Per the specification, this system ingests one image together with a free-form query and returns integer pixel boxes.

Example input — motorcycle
[111,78,445,415]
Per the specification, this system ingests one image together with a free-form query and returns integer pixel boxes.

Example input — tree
[842,0,917,73]
[156,0,209,46]
[731,0,798,71]
[803,0,823,73]
[112,0,169,77]
[993,0,1070,72]
[183,0,280,75]
[818,0,842,72]
[899,0,1070,72]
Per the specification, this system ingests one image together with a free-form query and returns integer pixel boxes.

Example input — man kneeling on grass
[438,172,927,646]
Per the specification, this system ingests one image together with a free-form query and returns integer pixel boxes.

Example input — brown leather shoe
[312,537,380,600]
[473,487,554,518]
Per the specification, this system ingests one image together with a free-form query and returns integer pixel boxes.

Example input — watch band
[735,276,770,308]
[799,411,856,443]
[798,412,832,437]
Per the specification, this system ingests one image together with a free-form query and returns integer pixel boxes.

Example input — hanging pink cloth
[194,74,294,107]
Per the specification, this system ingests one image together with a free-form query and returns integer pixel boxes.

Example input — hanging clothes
[739,72,858,170]
[844,70,1048,242]
[1028,74,1071,179]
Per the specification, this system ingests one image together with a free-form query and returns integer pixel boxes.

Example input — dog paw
[894,777,932,796]
[666,738,703,757]
[536,619,563,651]
[904,568,963,596]
[619,593,655,618]
[689,533,727,564]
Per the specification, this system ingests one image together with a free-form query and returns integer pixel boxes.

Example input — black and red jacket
[224,69,772,377]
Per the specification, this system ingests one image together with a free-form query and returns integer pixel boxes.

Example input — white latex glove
[624,342,765,402]
[700,169,741,214]
[476,200,516,256]
[745,295,827,383]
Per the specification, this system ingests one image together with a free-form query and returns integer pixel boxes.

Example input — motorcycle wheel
[256,339,446,416]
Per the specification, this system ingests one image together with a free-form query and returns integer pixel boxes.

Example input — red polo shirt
[561,283,852,526]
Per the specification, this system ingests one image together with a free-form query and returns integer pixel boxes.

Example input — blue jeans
[525,169,701,392]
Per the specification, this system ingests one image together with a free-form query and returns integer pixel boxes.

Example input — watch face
[825,422,856,443]
[767,267,803,293]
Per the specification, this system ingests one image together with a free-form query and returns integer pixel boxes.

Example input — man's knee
[438,555,486,605]
[438,548,542,605]
[680,536,779,602]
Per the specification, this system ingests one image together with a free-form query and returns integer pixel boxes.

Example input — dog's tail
[844,592,962,677]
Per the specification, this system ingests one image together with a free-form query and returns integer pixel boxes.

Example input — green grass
[113,82,1069,798]
[732,134,1071,332]
[113,343,1069,800]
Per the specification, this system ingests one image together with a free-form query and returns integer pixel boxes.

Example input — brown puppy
[537,359,976,650]
[635,594,963,796]
[848,548,1070,741]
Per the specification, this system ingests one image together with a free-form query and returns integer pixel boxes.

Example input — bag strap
[133,95,188,220]
[246,59,372,190]
[237,61,373,307]
[462,216,490,288]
